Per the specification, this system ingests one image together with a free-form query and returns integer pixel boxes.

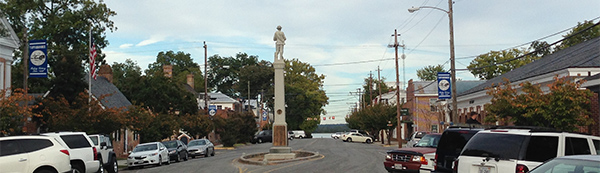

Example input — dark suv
[433,126,483,173]
[252,130,272,144]
[161,140,189,162]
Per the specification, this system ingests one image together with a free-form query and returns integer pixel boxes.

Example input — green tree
[214,112,257,147]
[467,48,539,80]
[416,64,446,81]
[111,59,144,103]
[145,51,204,92]
[558,21,600,50]
[207,53,260,97]
[2,0,116,102]
[236,60,274,100]
[181,113,213,139]
[132,75,198,115]
[362,76,392,107]
[484,77,594,132]
[345,103,397,144]
[282,59,328,131]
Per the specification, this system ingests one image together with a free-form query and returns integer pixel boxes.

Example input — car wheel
[72,163,85,173]
[157,156,163,166]
[97,157,105,173]
[347,138,353,142]
[108,157,118,173]
[184,151,189,161]
[166,156,171,165]
[205,149,209,157]
[366,139,372,144]
[34,168,54,173]
[211,148,215,156]
[176,152,182,162]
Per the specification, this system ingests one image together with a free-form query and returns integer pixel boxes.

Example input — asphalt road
[120,138,397,173]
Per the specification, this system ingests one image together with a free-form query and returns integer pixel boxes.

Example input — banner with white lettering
[29,40,48,78]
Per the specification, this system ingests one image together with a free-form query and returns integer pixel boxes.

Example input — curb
[238,150,322,165]
[215,147,235,150]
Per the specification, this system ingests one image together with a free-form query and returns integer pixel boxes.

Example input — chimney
[187,74,194,89]
[98,64,113,83]
[163,65,173,78]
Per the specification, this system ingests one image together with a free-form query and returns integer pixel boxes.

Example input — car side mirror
[128,151,132,154]
[100,142,107,147]
[160,147,165,150]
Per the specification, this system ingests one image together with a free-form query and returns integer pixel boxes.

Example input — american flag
[90,41,97,80]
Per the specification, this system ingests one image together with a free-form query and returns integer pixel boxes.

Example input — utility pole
[448,0,458,123]
[369,71,373,106]
[248,81,250,112]
[388,29,402,148]
[204,41,209,111]
[23,28,28,95]
[377,66,382,104]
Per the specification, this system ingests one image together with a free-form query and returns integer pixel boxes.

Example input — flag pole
[88,28,92,104]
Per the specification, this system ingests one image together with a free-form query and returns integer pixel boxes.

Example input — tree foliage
[558,21,600,50]
[2,0,116,102]
[181,112,213,139]
[416,64,446,81]
[362,76,392,107]
[283,59,328,131]
[0,88,40,136]
[214,112,257,147]
[207,53,262,97]
[467,48,539,80]
[145,51,204,92]
[345,103,397,143]
[37,93,125,134]
[484,77,593,132]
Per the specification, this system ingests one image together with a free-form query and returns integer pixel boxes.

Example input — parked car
[0,135,72,173]
[433,126,484,173]
[127,142,170,169]
[331,132,343,139]
[42,132,101,173]
[528,155,600,173]
[252,130,272,144]
[457,126,600,173]
[406,131,430,148]
[187,139,215,158]
[88,134,119,173]
[341,132,373,143]
[289,130,306,139]
[161,140,189,162]
[384,133,442,173]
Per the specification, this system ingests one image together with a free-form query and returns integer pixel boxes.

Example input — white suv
[89,134,118,173]
[0,135,72,173]
[457,127,600,173]
[43,132,101,173]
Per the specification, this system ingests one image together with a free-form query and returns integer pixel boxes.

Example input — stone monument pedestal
[264,146,295,160]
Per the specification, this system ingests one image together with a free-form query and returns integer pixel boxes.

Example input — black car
[161,140,189,162]
[433,126,483,173]
[252,130,272,144]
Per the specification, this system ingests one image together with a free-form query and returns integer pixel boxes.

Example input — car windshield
[162,141,178,149]
[530,158,600,173]
[415,134,441,147]
[133,144,158,152]
[188,140,206,146]
[89,136,99,145]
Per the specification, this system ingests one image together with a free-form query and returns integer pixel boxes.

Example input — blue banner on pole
[437,72,451,99]
[29,40,48,78]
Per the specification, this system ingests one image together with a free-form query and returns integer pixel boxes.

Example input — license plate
[394,164,403,169]
[479,167,491,173]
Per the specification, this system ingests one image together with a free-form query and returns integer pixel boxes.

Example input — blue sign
[29,40,48,78]
[437,72,451,99]
[262,110,267,121]
[208,105,217,116]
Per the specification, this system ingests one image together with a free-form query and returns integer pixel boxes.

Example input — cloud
[119,44,133,49]
[136,36,165,47]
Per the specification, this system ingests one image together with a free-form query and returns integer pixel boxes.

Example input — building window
[114,130,121,141]
[401,98,405,104]
[133,131,139,140]
[429,98,437,112]
[217,105,222,110]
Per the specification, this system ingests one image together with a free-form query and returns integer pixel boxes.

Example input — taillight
[420,156,428,165]
[516,164,529,173]
[60,149,70,156]
[453,159,459,173]
[434,154,439,170]
[93,147,98,160]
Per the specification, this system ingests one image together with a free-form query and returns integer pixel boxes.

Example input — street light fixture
[408,0,458,124]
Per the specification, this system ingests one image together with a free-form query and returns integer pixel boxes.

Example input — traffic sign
[208,105,217,116]
[437,72,451,99]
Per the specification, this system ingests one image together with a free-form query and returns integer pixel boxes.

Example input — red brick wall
[112,129,140,159]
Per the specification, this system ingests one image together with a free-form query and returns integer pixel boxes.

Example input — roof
[0,14,19,60]
[199,92,238,103]
[85,76,132,110]
[412,80,486,95]
[460,36,600,96]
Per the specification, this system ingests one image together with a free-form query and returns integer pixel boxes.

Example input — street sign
[401,108,409,116]
[208,105,217,116]
[437,72,451,99]
[262,110,267,121]
[29,40,48,78]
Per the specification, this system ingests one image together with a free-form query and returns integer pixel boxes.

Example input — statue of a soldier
[273,25,286,60]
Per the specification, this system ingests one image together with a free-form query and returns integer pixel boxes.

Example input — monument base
[269,146,291,153]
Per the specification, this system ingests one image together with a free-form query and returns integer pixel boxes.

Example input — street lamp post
[408,0,458,123]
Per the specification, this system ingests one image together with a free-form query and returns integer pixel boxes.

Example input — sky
[102,0,600,124]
